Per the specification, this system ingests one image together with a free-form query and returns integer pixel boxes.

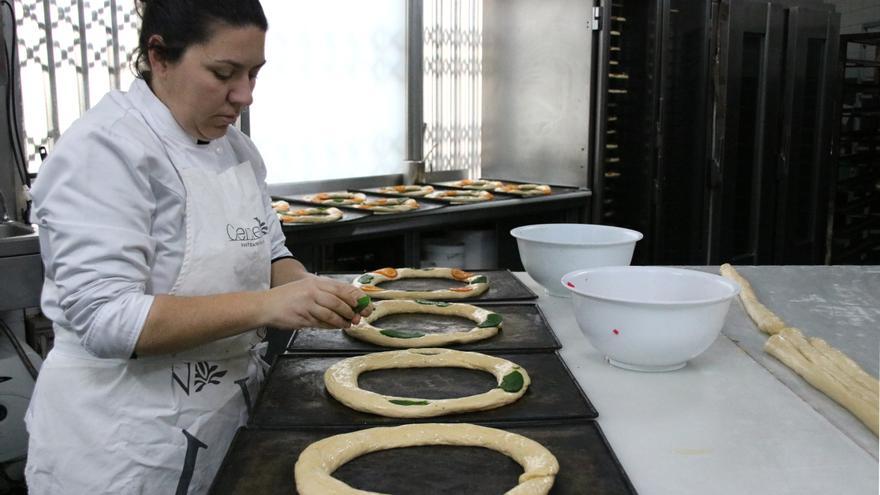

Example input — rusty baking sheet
[249,351,596,428]
[208,420,636,495]
[319,269,538,301]
[287,303,560,354]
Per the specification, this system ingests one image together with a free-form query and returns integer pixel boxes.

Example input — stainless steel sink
[0,221,42,311]
[0,221,35,238]
[0,221,39,258]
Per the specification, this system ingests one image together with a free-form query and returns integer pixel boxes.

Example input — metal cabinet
[712,1,839,265]
[589,0,840,265]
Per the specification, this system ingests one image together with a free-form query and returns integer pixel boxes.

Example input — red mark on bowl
[566,281,575,288]
[612,329,620,335]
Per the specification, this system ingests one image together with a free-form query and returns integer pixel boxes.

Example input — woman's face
[150,24,266,141]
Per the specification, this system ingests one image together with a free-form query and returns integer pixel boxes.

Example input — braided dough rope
[765,328,879,435]
[303,191,367,205]
[720,263,880,436]
[449,179,504,190]
[352,267,489,300]
[719,263,786,334]
[295,423,559,495]
[324,348,530,418]
[272,201,344,224]
[355,197,420,214]
[426,189,494,204]
[495,183,552,197]
[377,184,434,197]
[344,299,502,348]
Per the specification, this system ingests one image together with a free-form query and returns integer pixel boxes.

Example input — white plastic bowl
[561,266,741,372]
[510,223,643,296]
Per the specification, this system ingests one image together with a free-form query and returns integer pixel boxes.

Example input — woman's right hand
[262,275,372,330]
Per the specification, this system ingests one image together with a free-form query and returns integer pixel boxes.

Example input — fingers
[268,276,372,330]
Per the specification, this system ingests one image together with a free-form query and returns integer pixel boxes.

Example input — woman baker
[24,1,370,493]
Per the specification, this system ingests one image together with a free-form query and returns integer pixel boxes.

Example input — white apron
[25,151,271,494]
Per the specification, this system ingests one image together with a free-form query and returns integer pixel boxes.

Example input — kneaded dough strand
[765,334,879,435]
[721,263,880,437]
[809,336,880,396]
[720,263,786,334]
[777,328,878,407]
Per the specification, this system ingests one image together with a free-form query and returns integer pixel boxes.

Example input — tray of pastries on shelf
[271,199,368,225]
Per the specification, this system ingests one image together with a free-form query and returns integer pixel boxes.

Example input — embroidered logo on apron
[172,362,229,395]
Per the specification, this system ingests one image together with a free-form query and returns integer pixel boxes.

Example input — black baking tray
[277,192,446,215]
[208,420,637,495]
[287,303,560,354]
[249,351,597,428]
[271,197,372,226]
[430,178,583,198]
[351,186,452,203]
[319,269,539,301]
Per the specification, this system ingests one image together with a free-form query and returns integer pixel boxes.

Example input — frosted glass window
[252,1,406,184]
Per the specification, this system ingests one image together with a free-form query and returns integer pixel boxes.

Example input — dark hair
[133,0,268,81]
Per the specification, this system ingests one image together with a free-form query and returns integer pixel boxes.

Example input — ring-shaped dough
[303,191,367,205]
[295,423,559,495]
[344,299,502,348]
[324,348,530,418]
[426,189,494,203]
[496,184,552,197]
[352,267,489,300]
[450,179,504,190]
[355,197,419,214]
[377,184,434,197]
[277,206,344,224]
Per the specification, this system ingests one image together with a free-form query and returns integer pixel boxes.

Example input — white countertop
[515,272,879,495]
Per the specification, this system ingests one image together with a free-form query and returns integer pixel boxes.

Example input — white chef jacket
[30,78,292,359]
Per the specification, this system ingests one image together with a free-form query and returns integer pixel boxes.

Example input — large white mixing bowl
[562,266,741,372]
[510,223,643,296]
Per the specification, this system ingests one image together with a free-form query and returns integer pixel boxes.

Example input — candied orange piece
[372,267,398,278]
[360,285,382,292]
[451,269,473,280]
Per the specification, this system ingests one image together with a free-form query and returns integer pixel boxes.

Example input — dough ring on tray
[302,191,366,205]
[352,267,489,300]
[450,179,504,190]
[377,184,434,197]
[344,299,502,348]
[355,197,420,214]
[271,200,291,212]
[324,348,529,418]
[277,206,344,224]
[295,423,559,495]
[426,189,494,203]
[496,183,552,197]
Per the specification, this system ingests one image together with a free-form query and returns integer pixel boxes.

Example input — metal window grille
[423,0,481,176]
[15,0,139,172]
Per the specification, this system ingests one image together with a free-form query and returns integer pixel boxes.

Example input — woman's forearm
[135,291,269,356]
[271,257,312,287]
[134,267,369,356]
